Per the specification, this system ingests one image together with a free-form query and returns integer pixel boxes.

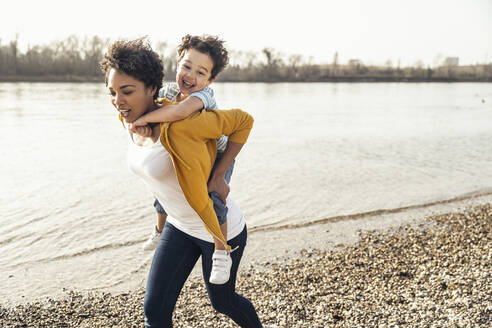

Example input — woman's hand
[129,115,153,137]
[129,124,153,138]
[130,116,148,128]
[207,176,230,203]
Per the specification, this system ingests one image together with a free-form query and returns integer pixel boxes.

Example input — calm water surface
[1,82,491,303]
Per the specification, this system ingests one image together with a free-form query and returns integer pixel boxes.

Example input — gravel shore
[1,204,490,327]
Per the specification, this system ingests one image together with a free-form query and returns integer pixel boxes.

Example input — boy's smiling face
[176,48,215,96]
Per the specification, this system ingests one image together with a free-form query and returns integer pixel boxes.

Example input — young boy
[130,34,234,285]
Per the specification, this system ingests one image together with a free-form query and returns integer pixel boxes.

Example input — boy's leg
[212,220,228,250]
[156,212,166,232]
[209,156,234,283]
[143,199,168,251]
[153,198,167,232]
[209,154,235,233]
[153,198,167,217]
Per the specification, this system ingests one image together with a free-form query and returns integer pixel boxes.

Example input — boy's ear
[207,77,216,85]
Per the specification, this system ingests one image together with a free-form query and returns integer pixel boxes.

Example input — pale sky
[1,0,491,67]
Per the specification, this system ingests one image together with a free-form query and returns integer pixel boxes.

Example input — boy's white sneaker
[209,250,232,284]
[142,226,161,251]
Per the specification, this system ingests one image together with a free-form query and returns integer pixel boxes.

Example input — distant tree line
[0,35,107,81]
[221,49,492,82]
[0,35,177,82]
[1,35,491,82]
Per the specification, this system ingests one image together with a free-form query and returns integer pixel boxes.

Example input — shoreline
[1,196,491,326]
[3,190,491,308]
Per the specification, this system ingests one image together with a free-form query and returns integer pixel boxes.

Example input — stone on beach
[1,204,491,327]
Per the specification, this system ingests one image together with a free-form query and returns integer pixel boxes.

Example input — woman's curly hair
[177,34,229,80]
[100,38,164,99]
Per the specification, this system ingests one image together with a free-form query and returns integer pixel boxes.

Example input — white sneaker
[142,226,161,251]
[209,250,232,284]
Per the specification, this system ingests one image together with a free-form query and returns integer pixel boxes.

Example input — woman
[100,38,272,328]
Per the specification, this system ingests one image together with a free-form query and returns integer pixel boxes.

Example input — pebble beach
[1,203,490,327]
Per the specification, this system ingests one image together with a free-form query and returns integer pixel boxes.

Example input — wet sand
[1,197,491,327]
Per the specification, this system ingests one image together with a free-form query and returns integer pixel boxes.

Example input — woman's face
[107,68,156,123]
[176,48,215,96]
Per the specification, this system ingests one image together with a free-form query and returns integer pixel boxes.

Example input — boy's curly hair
[100,38,164,99]
[177,34,229,80]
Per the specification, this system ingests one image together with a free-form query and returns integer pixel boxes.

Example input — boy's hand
[207,176,230,203]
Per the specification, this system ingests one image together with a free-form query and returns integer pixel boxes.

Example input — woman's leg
[201,227,263,328]
[144,223,201,328]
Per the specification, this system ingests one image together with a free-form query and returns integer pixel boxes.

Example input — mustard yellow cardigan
[122,99,254,251]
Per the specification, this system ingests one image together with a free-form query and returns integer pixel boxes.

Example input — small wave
[5,238,147,269]
[85,254,154,291]
[1,199,82,236]
[249,189,492,233]
[0,235,17,247]
[0,228,39,247]
[6,215,48,231]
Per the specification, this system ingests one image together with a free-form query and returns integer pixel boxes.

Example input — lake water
[1,82,492,304]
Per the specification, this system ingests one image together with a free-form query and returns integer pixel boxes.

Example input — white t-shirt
[127,134,245,242]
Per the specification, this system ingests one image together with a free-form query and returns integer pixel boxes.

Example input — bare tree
[10,34,19,75]
[288,54,303,79]
[332,51,339,77]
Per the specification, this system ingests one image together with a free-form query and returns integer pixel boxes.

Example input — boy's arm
[132,96,204,128]
[190,86,217,110]
[207,141,243,203]
[130,86,216,135]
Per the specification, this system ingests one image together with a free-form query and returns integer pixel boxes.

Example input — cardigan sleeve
[215,109,254,144]
[170,108,254,145]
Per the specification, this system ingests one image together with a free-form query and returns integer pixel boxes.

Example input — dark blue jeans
[143,223,262,328]
[154,152,234,225]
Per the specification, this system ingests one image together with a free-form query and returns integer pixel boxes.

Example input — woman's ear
[150,86,158,98]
